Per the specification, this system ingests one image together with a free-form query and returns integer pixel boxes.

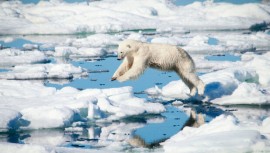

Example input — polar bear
[111,39,205,96]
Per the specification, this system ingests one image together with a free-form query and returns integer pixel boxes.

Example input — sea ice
[0,0,269,34]
[0,80,165,130]
[0,142,121,153]
[23,43,39,50]
[54,46,107,57]
[162,115,270,153]
[0,63,88,80]
[146,52,270,105]
[70,34,122,48]
[0,48,48,67]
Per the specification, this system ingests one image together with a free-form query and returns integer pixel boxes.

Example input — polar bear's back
[143,43,189,70]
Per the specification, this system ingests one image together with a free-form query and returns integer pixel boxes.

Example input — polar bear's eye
[120,52,123,53]
[127,45,131,48]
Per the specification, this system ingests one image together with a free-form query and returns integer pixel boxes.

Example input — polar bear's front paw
[111,77,117,81]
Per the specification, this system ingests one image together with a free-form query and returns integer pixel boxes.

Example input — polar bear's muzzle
[117,56,123,60]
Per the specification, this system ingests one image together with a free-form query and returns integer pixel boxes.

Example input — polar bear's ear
[127,44,131,48]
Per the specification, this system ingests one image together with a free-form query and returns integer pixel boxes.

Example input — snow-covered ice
[70,34,122,48]
[146,52,270,105]
[0,48,48,67]
[54,46,108,57]
[0,0,269,34]
[162,115,270,153]
[0,80,165,130]
[0,63,88,80]
[0,142,121,153]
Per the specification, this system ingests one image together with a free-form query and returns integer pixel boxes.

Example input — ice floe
[0,48,48,67]
[0,63,88,80]
[69,34,122,48]
[162,115,270,153]
[151,31,270,54]
[146,52,270,105]
[0,142,120,153]
[54,46,108,57]
[0,80,165,130]
[0,0,269,34]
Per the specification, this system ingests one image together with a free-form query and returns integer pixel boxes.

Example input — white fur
[112,39,205,96]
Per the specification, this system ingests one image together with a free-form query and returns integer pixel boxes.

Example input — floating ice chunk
[211,31,270,51]
[21,106,81,129]
[74,47,106,57]
[94,87,165,120]
[0,48,48,67]
[146,52,270,105]
[39,43,56,51]
[183,35,253,53]
[102,86,133,97]
[54,46,77,57]
[127,33,147,42]
[162,115,270,153]
[54,46,107,57]
[156,27,187,33]
[244,52,270,86]
[212,82,270,105]
[0,81,86,129]
[0,142,120,153]
[0,80,164,130]
[2,37,14,43]
[23,43,39,50]
[0,63,87,80]
[55,147,120,153]
[160,68,257,101]
[71,34,122,48]
[0,80,56,99]
[0,143,50,153]
[107,92,165,116]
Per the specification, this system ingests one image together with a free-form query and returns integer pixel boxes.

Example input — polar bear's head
[117,39,141,60]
